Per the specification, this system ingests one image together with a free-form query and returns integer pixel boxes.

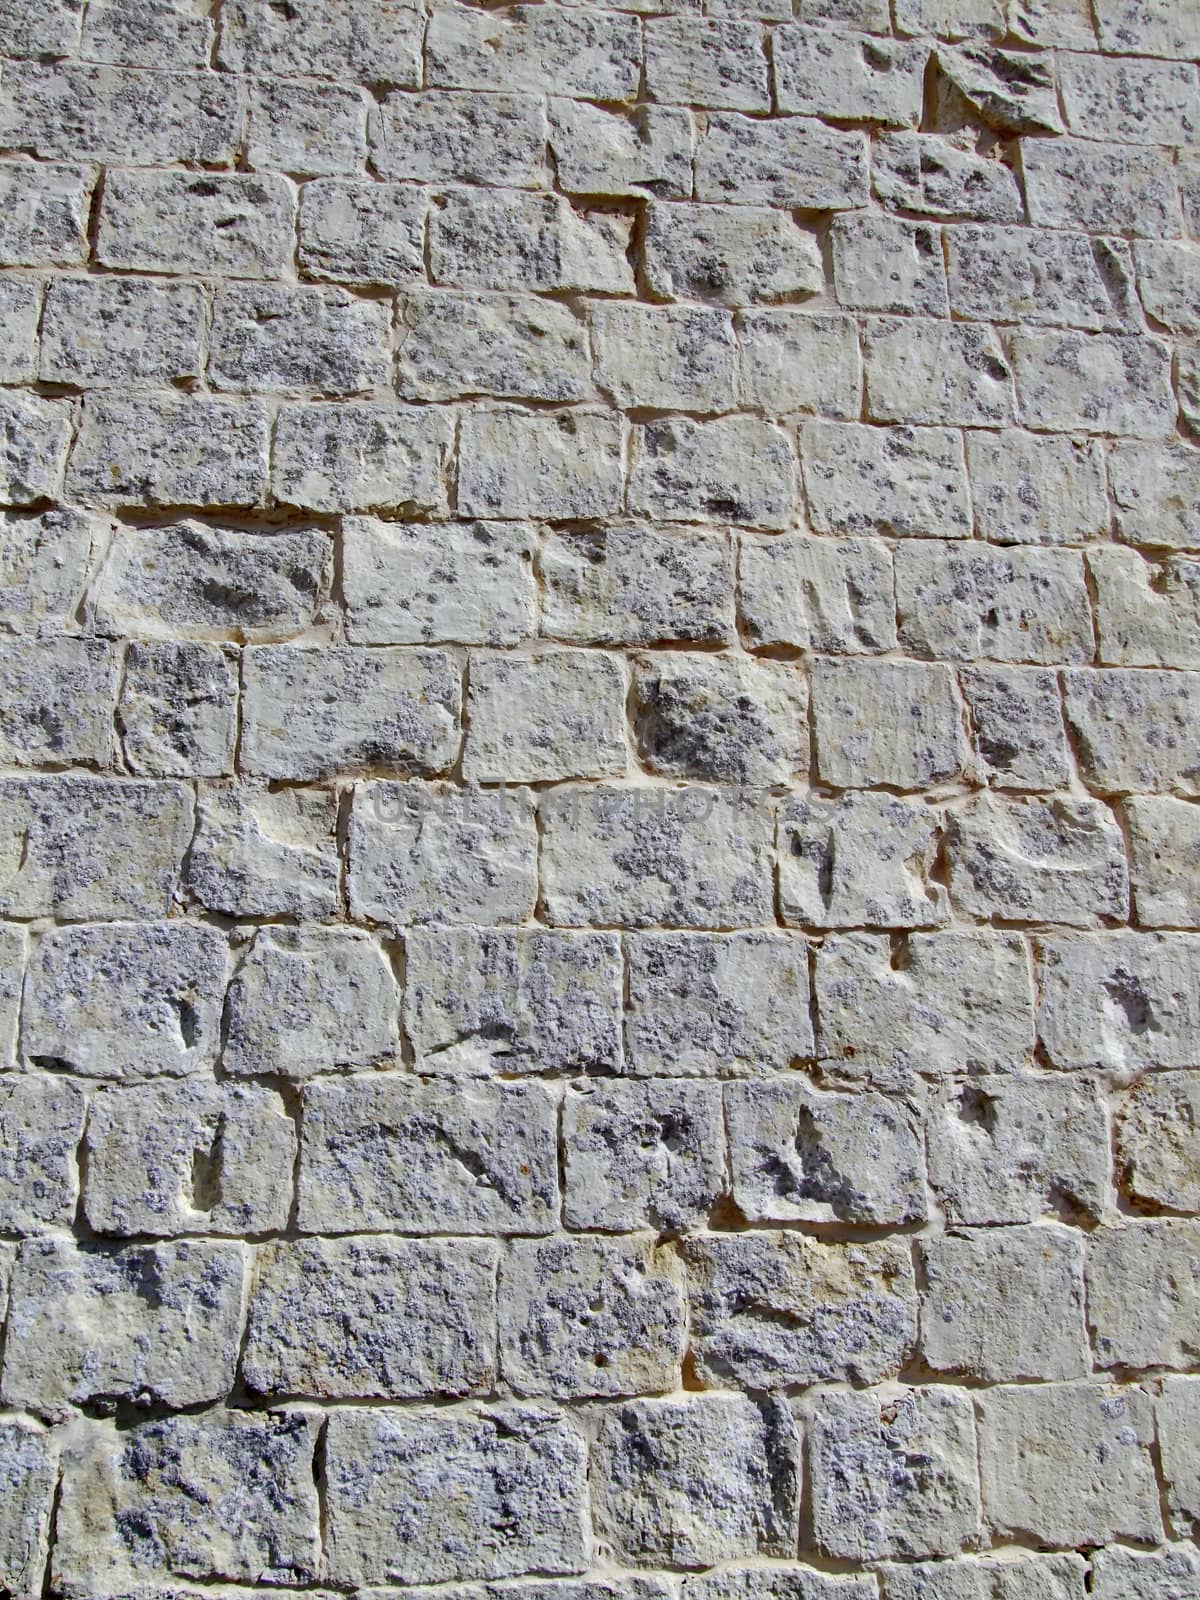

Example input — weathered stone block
[592,1395,800,1566]
[874,132,1022,222]
[0,0,81,58]
[939,44,1062,133]
[960,667,1070,792]
[965,429,1107,544]
[802,422,971,540]
[1091,1544,1200,1600]
[219,0,422,82]
[775,30,926,125]
[695,113,867,208]
[634,653,806,784]
[428,3,640,100]
[79,0,213,68]
[1110,442,1200,550]
[298,178,424,284]
[865,318,1014,427]
[549,99,692,199]
[629,417,795,530]
[0,392,71,507]
[0,280,40,385]
[780,792,945,930]
[832,214,948,317]
[882,1554,1088,1599]
[299,1076,559,1234]
[1062,670,1200,795]
[209,282,389,395]
[84,1079,296,1236]
[0,161,94,266]
[324,1404,589,1585]
[465,650,626,784]
[1090,548,1200,669]
[592,303,736,413]
[246,79,368,178]
[372,90,545,186]
[1087,1220,1200,1370]
[1117,1070,1200,1212]
[681,1231,916,1387]
[0,1076,84,1233]
[68,394,270,508]
[901,543,1094,665]
[688,1569,876,1600]
[459,408,623,521]
[1,1237,243,1418]
[562,1078,725,1231]
[1038,934,1200,1070]
[1060,52,1199,146]
[812,658,966,789]
[738,532,893,654]
[0,508,97,632]
[736,310,862,418]
[1024,136,1181,238]
[1011,331,1174,438]
[644,201,823,305]
[0,1419,56,1600]
[186,782,339,919]
[40,274,203,387]
[645,17,769,110]
[400,290,589,404]
[728,1078,924,1226]
[0,636,118,768]
[1158,1376,1200,1533]
[119,640,238,778]
[431,191,633,295]
[405,928,621,1075]
[243,1236,496,1399]
[542,525,732,647]
[500,1236,684,1399]
[98,169,297,278]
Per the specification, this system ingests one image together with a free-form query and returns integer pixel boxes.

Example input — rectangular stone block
[562,1078,725,1232]
[1088,1219,1200,1370]
[802,422,971,539]
[78,0,213,68]
[0,0,81,56]
[1127,797,1200,928]
[1,1237,243,1418]
[0,279,40,385]
[53,1410,321,1594]
[1063,668,1200,794]
[459,408,623,521]
[592,303,736,414]
[243,1236,496,1400]
[298,177,424,284]
[1038,932,1200,1070]
[0,392,72,507]
[1159,1377,1200,1535]
[883,1556,1087,1599]
[1110,442,1200,549]
[648,202,823,310]
[780,791,945,930]
[1011,331,1175,438]
[372,89,545,186]
[0,1076,84,1233]
[40,274,203,388]
[98,168,296,278]
[633,652,806,785]
[695,112,867,207]
[24,920,226,1078]
[1089,547,1200,669]
[1091,1545,1200,1600]
[220,0,422,82]
[325,1404,588,1585]
[431,190,634,295]
[816,931,1035,1087]
[186,782,340,920]
[972,654,1076,786]
[225,926,398,1078]
[94,520,329,641]
[1060,51,1199,146]
[119,640,238,778]
[549,99,692,198]
[965,429,1107,544]
[209,282,389,395]
[775,30,927,125]
[84,1079,296,1236]
[350,781,538,926]
[865,317,1014,427]
[0,63,239,166]
[806,1387,980,1562]
[812,658,967,789]
[592,1395,799,1566]
[629,416,795,530]
[645,18,769,111]
[0,510,97,632]
[928,1073,1109,1225]
[1023,136,1181,238]
[405,928,621,1074]
[344,516,536,645]
[0,777,192,919]
[299,1076,559,1234]
[831,213,948,317]
[0,636,117,768]
[541,785,774,929]
[728,1078,925,1226]
[874,131,1022,221]
[738,533,893,654]
[68,394,270,508]
[428,3,640,100]
[501,1236,684,1399]
[1117,1069,1200,1212]
[950,227,1137,337]
[978,1382,1161,1547]
[0,160,95,266]
[736,310,861,418]
[273,402,449,514]
[682,1231,916,1387]
[242,644,459,780]
[542,525,732,647]
[399,290,588,405]
[245,77,368,179]
[0,1418,56,1600]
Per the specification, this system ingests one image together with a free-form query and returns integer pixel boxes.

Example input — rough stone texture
[0,3,1197,1590]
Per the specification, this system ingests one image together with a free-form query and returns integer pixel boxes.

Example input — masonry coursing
[0,0,1198,1596]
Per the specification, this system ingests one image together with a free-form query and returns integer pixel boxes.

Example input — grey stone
[1024,137,1182,239]
[404,928,621,1075]
[1,1236,243,1418]
[243,1236,496,1399]
[219,0,422,82]
[79,0,213,68]
[1159,1377,1200,1533]
[459,408,623,521]
[1060,52,1199,146]
[549,100,692,199]
[832,214,948,317]
[628,929,812,1075]
[209,283,389,396]
[965,430,1107,545]
[428,3,640,100]
[629,416,795,530]
[0,1076,84,1232]
[593,303,736,413]
[1038,933,1200,1070]
[645,17,769,111]
[977,1382,1162,1547]
[465,649,626,784]
[119,641,238,778]
[1095,0,1200,54]
[95,521,328,641]
[344,516,536,645]
[1089,548,1200,669]
[68,394,270,508]
[245,78,368,179]
[777,31,926,125]
[961,667,1071,792]
[500,1235,684,1399]
[883,1555,1088,1599]
[806,1386,981,1561]
[225,926,398,1079]
[0,392,72,507]
[41,274,203,388]
[1110,443,1200,550]
[1117,1070,1200,1212]
[695,113,867,209]
[1063,669,1200,794]
[98,169,297,278]
[350,781,538,926]
[896,0,1003,33]
[644,201,823,305]
[186,782,339,919]
[687,1569,876,1600]
[400,290,589,404]
[729,1077,924,1229]
[736,310,862,419]
[372,90,545,187]
[541,784,773,929]
[739,533,894,654]
[0,508,98,632]
[24,920,226,1079]
[0,1419,57,1600]
[0,0,81,57]
[938,45,1062,134]
[634,652,807,784]
[562,1078,725,1232]
[592,1395,800,1567]
[298,1076,559,1235]
[817,931,1035,1087]
[874,132,1022,223]
[1087,1220,1200,1370]
[949,226,1138,332]
[0,777,192,920]
[83,1079,296,1237]
[865,318,1014,428]
[1092,1544,1200,1600]
[0,925,22,1067]
[298,178,424,285]
[0,159,94,265]
[802,422,971,540]
[0,635,117,768]
[1011,331,1174,438]
[682,1231,916,1387]
[812,658,967,789]
[324,1404,588,1586]
[431,191,633,295]
[780,791,946,930]
[1128,793,1200,924]
[52,1410,321,1593]
[542,525,732,647]
[0,279,40,384]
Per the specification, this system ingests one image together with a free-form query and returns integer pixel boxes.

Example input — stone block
[459,408,623,521]
[736,310,862,419]
[628,417,795,530]
[802,422,971,540]
[644,201,823,305]
[0,392,72,507]
[186,782,339,919]
[400,290,589,404]
[1087,1220,1200,1369]
[0,160,94,267]
[98,169,297,278]
[965,430,1107,544]
[219,0,422,82]
[1089,548,1200,669]
[542,525,732,647]
[1038,934,1200,1069]
[431,190,633,295]
[592,303,736,413]
[427,3,640,100]
[298,178,424,285]
[68,394,270,508]
[372,90,545,186]
[1117,1070,1200,1212]
[633,653,807,784]
[695,113,867,208]
[1062,669,1200,795]
[960,667,1071,791]
[549,99,692,198]
[209,282,389,396]
[465,650,626,784]
[779,791,945,930]
[40,274,203,387]
[118,640,238,778]
[245,78,368,179]
[0,1076,84,1233]
[0,636,118,768]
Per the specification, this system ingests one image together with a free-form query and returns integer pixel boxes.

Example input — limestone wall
[0,0,1198,1595]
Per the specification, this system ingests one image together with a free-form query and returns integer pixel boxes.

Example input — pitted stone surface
[1,2,1197,1593]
